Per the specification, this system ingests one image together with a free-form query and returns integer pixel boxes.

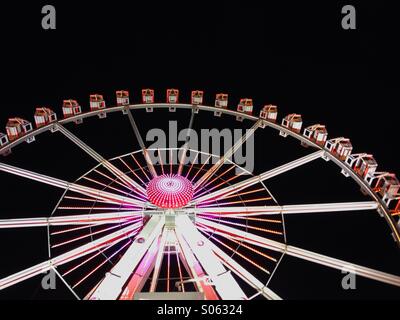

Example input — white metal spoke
[198,230,281,300]
[196,217,400,287]
[194,120,261,190]
[178,111,196,176]
[56,124,146,195]
[124,108,158,178]
[189,201,378,217]
[0,161,145,207]
[175,215,247,300]
[0,210,162,229]
[149,228,169,292]
[0,222,139,291]
[174,227,221,300]
[119,232,161,299]
[192,150,324,205]
[88,215,164,300]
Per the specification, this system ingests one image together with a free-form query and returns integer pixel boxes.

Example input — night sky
[0,1,399,300]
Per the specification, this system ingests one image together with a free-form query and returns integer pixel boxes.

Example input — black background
[0,0,399,302]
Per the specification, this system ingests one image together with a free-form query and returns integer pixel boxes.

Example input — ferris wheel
[0,88,399,300]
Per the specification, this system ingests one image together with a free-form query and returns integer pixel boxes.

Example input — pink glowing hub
[146,174,193,208]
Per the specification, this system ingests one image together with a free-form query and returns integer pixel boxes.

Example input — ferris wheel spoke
[149,228,169,292]
[124,108,158,178]
[56,124,146,196]
[196,217,400,287]
[184,151,199,180]
[175,215,247,300]
[196,228,281,300]
[0,210,153,229]
[119,230,161,299]
[88,215,165,300]
[52,220,142,249]
[0,161,146,207]
[0,222,140,291]
[189,201,379,217]
[177,110,196,176]
[193,120,262,191]
[194,165,236,196]
[193,170,246,200]
[192,150,325,205]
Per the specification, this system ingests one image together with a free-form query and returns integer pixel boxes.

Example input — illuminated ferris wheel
[0,88,399,300]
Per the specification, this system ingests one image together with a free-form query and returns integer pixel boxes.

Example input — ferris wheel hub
[146,174,193,209]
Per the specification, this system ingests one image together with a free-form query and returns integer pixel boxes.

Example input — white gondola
[260,105,278,127]
[6,118,35,143]
[325,137,353,161]
[280,114,302,137]
[191,90,203,113]
[90,94,107,119]
[116,90,130,114]
[62,99,82,124]
[167,89,179,112]
[303,124,328,146]
[34,107,57,132]
[116,90,130,106]
[345,153,378,179]
[214,93,228,117]
[236,98,253,122]
[142,89,155,112]
[366,173,400,212]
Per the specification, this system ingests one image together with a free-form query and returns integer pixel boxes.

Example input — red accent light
[147,174,193,208]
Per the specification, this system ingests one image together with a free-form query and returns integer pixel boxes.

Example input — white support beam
[56,124,146,194]
[176,215,247,300]
[196,217,400,287]
[193,120,261,190]
[119,233,161,299]
[177,111,196,176]
[124,108,158,178]
[0,211,156,229]
[284,245,400,287]
[190,201,379,217]
[149,228,169,292]
[88,215,165,300]
[175,229,219,300]
[193,150,324,205]
[202,234,282,300]
[0,161,145,207]
[0,222,139,291]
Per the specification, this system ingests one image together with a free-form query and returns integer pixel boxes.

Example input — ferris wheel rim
[0,98,399,300]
